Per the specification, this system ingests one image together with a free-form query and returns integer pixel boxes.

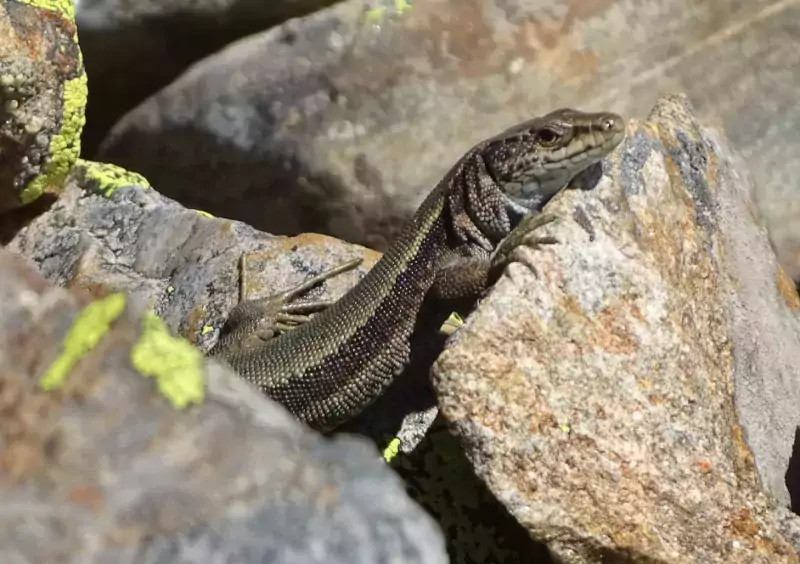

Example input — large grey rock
[96,0,800,270]
[0,247,448,563]
[432,94,800,562]
[76,0,340,156]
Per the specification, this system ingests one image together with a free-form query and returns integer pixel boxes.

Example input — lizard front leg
[429,212,560,305]
[488,212,560,281]
[209,254,363,355]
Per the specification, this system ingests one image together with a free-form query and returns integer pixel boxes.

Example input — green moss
[76,159,151,197]
[130,311,205,409]
[40,293,126,391]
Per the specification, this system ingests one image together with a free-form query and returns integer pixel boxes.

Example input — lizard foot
[212,255,363,354]
[490,212,560,279]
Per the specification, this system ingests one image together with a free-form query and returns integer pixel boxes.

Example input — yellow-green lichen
[200,325,214,336]
[17,0,86,204]
[130,311,205,409]
[40,292,126,391]
[17,0,76,19]
[440,311,464,336]
[194,209,214,218]
[76,159,151,197]
[364,7,383,21]
[365,0,412,23]
[21,73,87,204]
[382,437,402,462]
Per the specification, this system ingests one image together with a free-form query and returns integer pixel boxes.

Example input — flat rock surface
[433,94,800,562]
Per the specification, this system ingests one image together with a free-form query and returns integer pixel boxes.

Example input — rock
[95,0,800,265]
[76,0,340,156]
[98,0,412,251]
[0,246,448,563]
[432,94,800,562]
[0,0,86,213]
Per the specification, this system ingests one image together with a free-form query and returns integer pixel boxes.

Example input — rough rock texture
[76,0,340,156]
[0,0,86,213]
[0,247,448,563]
[6,159,438,453]
[96,0,800,264]
[433,94,800,562]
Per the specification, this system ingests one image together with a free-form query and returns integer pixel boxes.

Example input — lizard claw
[211,255,363,354]
[490,212,561,278]
[246,257,362,340]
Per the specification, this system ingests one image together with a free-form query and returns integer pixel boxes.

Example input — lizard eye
[537,128,562,146]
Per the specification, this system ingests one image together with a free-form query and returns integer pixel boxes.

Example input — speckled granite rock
[0,0,86,213]
[432,94,800,562]
[0,247,448,563]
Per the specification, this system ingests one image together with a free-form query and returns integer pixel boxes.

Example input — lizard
[208,108,626,433]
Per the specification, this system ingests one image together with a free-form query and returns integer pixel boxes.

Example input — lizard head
[482,108,625,215]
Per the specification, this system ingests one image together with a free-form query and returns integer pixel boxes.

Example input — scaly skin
[209,109,626,432]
